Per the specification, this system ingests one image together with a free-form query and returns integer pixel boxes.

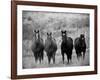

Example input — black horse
[74,34,86,60]
[45,32,57,64]
[61,30,73,64]
[31,30,44,63]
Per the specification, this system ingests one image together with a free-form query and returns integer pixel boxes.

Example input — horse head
[34,30,40,40]
[80,34,85,41]
[79,34,85,47]
[61,30,67,42]
[47,32,52,40]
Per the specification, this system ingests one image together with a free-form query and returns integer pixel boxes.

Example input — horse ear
[83,34,85,37]
[80,34,85,38]
[47,32,48,35]
[50,32,52,35]
[61,30,63,33]
[35,30,39,33]
[34,30,36,33]
[82,34,85,38]
[37,30,39,33]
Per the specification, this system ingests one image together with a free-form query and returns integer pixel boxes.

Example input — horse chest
[61,42,68,49]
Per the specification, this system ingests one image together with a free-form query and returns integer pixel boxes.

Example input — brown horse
[44,32,57,64]
[31,30,44,63]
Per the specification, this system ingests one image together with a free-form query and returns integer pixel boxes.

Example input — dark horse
[74,34,86,60]
[31,30,44,63]
[45,32,57,64]
[61,30,73,64]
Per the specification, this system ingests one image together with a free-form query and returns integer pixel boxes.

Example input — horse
[31,30,44,63]
[44,32,57,64]
[61,30,73,64]
[74,34,86,60]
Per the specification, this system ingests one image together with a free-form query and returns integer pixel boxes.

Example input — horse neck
[47,37,53,45]
[35,34,40,41]
[62,36,67,43]
[47,37,52,41]
[79,38,85,46]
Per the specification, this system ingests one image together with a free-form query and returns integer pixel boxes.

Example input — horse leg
[69,52,72,63]
[61,51,64,64]
[39,54,41,64]
[41,51,44,61]
[67,54,69,64]
[40,52,43,64]
[77,53,79,61]
[68,57,69,64]
[53,53,55,64]
[40,51,43,64]
[37,53,39,63]
[48,57,51,64]
[34,53,37,63]
[47,53,51,64]
[80,52,82,58]
[39,57,41,64]
[76,51,80,61]
[35,57,37,63]
[83,50,86,60]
